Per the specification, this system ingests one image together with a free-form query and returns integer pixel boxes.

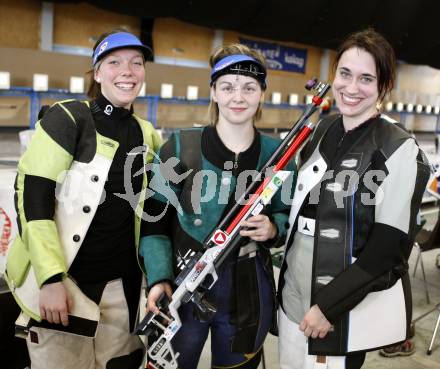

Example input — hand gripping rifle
[135,79,331,369]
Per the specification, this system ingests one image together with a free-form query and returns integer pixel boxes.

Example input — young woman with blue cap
[5,30,165,369]
[142,44,296,369]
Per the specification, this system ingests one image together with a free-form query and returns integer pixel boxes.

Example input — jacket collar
[202,126,260,172]
[92,92,133,121]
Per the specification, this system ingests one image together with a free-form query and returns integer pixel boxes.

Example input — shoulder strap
[179,129,202,171]
[177,129,203,214]
[301,115,339,163]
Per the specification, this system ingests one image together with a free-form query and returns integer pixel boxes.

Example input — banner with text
[239,38,307,73]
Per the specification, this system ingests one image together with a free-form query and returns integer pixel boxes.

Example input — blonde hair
[208,43,267,125]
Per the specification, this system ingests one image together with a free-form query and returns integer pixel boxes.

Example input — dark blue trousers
[172,255,273,369]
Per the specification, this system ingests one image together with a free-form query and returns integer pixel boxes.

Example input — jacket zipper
[233,153,239,176]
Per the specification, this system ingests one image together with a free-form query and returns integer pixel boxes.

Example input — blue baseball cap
[210,54,267,88]
[92,32,152,66]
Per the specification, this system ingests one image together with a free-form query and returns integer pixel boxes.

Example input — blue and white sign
[239,38,307,74]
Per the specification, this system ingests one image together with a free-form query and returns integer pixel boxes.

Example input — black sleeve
[140,134,182,238]
[314,139,429,322]
[140,197,176,237]
[314,224,407,322]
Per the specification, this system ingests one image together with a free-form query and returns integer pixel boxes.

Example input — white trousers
[27,279,143,369]
[278,307,346,369]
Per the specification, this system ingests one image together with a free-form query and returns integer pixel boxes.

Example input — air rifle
[135,79,331,369]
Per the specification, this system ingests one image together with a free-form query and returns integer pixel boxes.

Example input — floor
[198,241,440,369]
[1,129,439,369]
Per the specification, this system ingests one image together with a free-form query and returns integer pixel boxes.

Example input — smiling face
[332,47,379,128]
[211,74,263,126]
[94,48,145,109]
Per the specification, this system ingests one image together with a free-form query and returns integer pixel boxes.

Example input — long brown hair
[333,28,396,103]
